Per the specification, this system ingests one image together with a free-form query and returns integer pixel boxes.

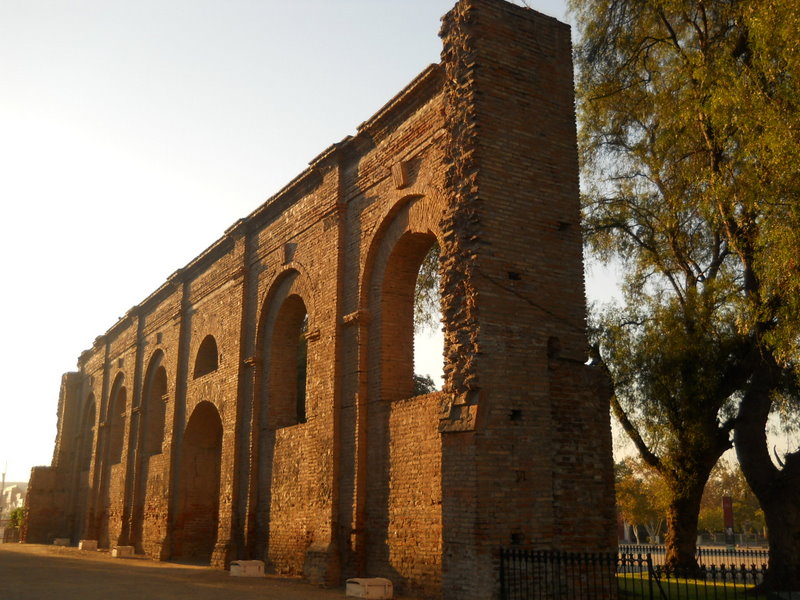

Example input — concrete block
[79,539,98,551]
[346,578,393,599]
[229,560,265,577]
[111,545,134,558]
[53,538,70,546]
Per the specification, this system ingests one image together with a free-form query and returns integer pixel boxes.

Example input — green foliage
[413,373,437,396]
[574,0,800,580]
[572,0,800,569]
[412,243,442,397]
[573,0,800,368]
[414,243,441,334]
[9,506,24,529]
[616,458,669,541]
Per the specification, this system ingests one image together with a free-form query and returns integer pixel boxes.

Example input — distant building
[1,483,27,517]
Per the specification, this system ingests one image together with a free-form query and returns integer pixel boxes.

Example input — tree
[9,506,24,529]
[616,458,670,543]
[413,243,442,394]
[572,0,800,586]
[413,373,437,396]
[589,294,740,569]
[414,243,441,333]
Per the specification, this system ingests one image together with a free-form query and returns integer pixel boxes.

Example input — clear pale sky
[0,0,578,482]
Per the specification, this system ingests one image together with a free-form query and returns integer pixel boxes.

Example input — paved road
[0,543,354,600]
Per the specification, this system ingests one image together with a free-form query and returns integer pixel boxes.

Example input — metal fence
[618,552,768,600]
[500,548,771,600]
[619,544,770,567]
[500,549,617,600]
[0,526,20,543]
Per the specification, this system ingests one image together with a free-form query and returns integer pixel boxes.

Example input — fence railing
[618,544,770,567]
[500,549,617,600]
[500,548,771,600]
[0,526,20,543]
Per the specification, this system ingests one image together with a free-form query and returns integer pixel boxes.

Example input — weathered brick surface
[26,2,616,598]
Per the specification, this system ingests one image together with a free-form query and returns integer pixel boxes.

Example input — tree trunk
[735,363,800,592]
[760,482,800,591]
[663,483,705,572]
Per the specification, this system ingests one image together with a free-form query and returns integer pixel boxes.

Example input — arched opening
[252,269,313,564]
[172,401,222,563]
[365,221,445,591]
[379,231,440,402]
[193,335,219,378]
[108,378,127,464]
[132,352,168,552]
[97,373,126,548]
[268,295,309,427]
[144,361,167,456]
[413,242,444,395]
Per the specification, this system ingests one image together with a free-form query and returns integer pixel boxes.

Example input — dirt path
[0,543,349,600]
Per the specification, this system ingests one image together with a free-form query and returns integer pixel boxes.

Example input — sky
[0,0,589,483]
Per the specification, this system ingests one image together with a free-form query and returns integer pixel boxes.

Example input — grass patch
[617,573,766,599]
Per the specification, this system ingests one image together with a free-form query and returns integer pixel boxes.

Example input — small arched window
[194,335,219,378]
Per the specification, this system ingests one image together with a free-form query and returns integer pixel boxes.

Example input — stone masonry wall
[27,2,616,599]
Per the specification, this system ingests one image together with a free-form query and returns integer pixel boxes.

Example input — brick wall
[27,2,616,598]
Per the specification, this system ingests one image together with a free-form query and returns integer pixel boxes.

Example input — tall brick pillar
[24,372,85,543]
[438,1,616,598]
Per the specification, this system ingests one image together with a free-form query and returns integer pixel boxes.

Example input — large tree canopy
[572,0,800,587]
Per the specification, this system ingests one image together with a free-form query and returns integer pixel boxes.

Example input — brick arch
[260,262,318,324]
[130,349,169,553]
[359,187,446,312]
[358,190,447,587]
[96,371,127,549]
[106,373,127,465]
[193,334,219,378]
[171,400,223,563]
[361,190,446,396]
[251,265,317,564]
[101,371,124,418]
[255,265,318,425]
[142,349,168,456]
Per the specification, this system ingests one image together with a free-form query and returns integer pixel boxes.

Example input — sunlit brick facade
[25,1,616,598]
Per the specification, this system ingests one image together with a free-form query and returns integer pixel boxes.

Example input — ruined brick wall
[24,467,67,543]
[27,1,616,598]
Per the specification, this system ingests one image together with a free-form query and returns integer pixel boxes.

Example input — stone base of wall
[304,542,340,586]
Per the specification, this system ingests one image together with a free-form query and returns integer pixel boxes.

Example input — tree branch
[611,393,662,471]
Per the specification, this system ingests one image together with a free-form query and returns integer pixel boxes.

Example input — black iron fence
[500,549,617,600]
[500,548,772,600]
[619,544,770,567]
